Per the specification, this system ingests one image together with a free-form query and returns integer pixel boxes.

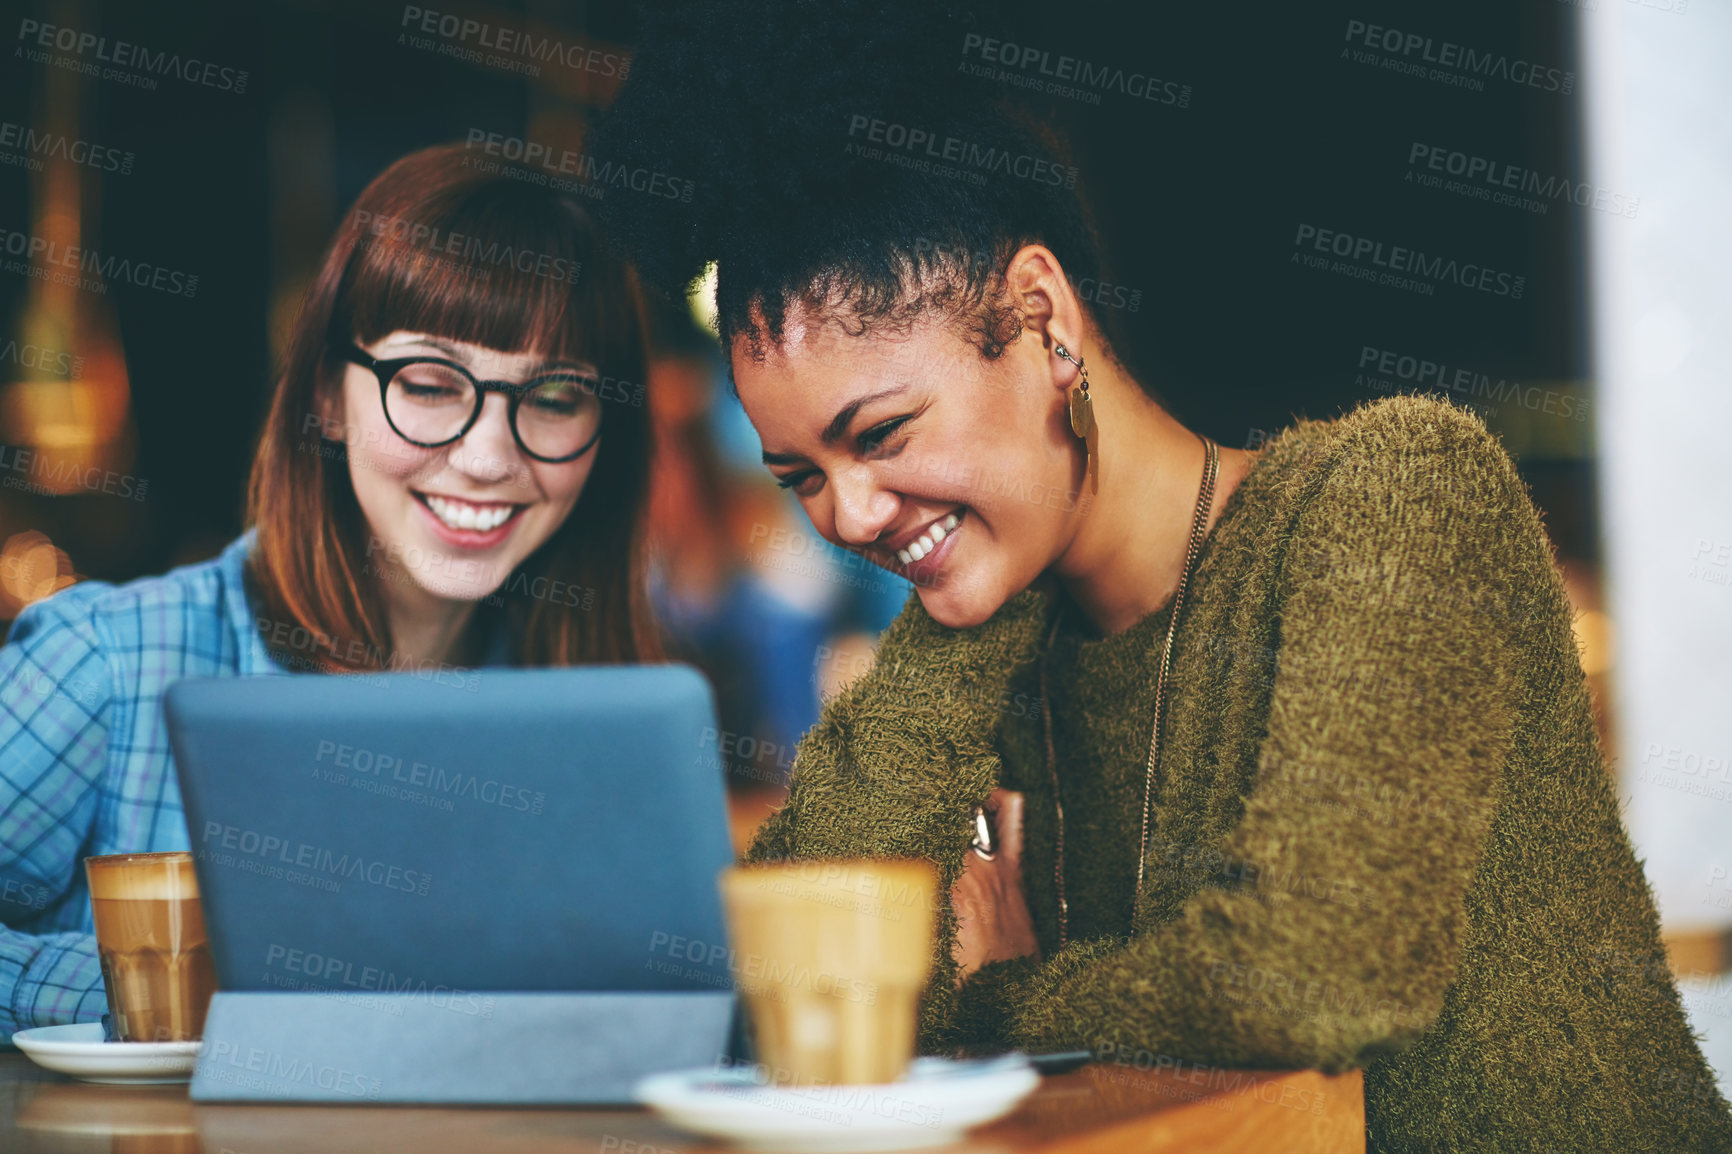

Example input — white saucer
[635,1053,1040,1151]
[10,1023,200,1084]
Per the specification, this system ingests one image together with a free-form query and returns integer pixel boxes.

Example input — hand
[951,788,1041,986]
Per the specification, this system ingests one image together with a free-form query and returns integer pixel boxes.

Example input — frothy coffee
[86,853,216,1043]
[89,856,199,900]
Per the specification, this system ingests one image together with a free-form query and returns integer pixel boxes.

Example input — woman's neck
[379,578,482,670]
[1051,361,1258,638]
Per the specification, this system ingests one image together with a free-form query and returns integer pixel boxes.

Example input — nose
[827,465,899,548]
[446,393,525,487]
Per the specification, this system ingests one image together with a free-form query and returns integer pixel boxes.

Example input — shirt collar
[221,528,284,676]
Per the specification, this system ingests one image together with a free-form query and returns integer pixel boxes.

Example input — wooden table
[0,1050,1363,1153]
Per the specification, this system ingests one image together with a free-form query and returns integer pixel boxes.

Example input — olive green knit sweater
[743,395,1732,1152]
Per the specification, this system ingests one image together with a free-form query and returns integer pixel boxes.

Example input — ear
[1002,244,1086,392]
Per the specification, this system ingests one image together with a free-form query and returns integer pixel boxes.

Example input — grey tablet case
[165,664,745,1104]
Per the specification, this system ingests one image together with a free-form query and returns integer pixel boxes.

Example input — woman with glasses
[586,1,1732,1150]
[0,143,655,1036]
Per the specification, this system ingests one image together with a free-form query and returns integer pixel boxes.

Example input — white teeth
[896,511,963,568]
[425,495,515,533]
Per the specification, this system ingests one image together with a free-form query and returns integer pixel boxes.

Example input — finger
[950,869,986,978]
[951,868,982,921]
[950,861,984,931]
[998,790,1026,865]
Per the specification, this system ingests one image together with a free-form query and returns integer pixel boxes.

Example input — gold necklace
[1038,432,1218,950]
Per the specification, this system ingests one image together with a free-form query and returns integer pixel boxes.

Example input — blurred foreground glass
[342,345,604,463]
[719,860,936,1085]
[84,852,216,1042]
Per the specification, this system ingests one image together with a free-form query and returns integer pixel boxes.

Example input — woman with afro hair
[589,2,1732,1149]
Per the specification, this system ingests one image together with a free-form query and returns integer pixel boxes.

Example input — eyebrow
[760,386,909,466]
[386,335,462,358]
[382,336,595,377]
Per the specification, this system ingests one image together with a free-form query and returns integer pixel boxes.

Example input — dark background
[0,0,1595,596]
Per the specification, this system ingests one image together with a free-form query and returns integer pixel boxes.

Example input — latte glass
[85,852,216,1042]
[719,859,936,1085]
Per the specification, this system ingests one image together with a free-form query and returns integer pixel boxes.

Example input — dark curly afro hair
[588,0,1118,371]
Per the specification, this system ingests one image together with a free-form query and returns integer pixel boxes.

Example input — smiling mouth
[894,510,962,566]
[414,492,525,533]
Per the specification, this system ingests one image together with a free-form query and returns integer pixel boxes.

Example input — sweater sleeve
[973,415,1534,1072]
[740,582,1053,1050]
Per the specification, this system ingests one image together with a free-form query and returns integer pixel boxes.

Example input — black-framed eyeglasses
[340,344,604,464]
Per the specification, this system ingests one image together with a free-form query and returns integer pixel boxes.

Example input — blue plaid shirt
[0,530,511,1041]
[0,531,286,1039]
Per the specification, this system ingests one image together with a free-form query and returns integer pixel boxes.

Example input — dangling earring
[1055,343,1098,494]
